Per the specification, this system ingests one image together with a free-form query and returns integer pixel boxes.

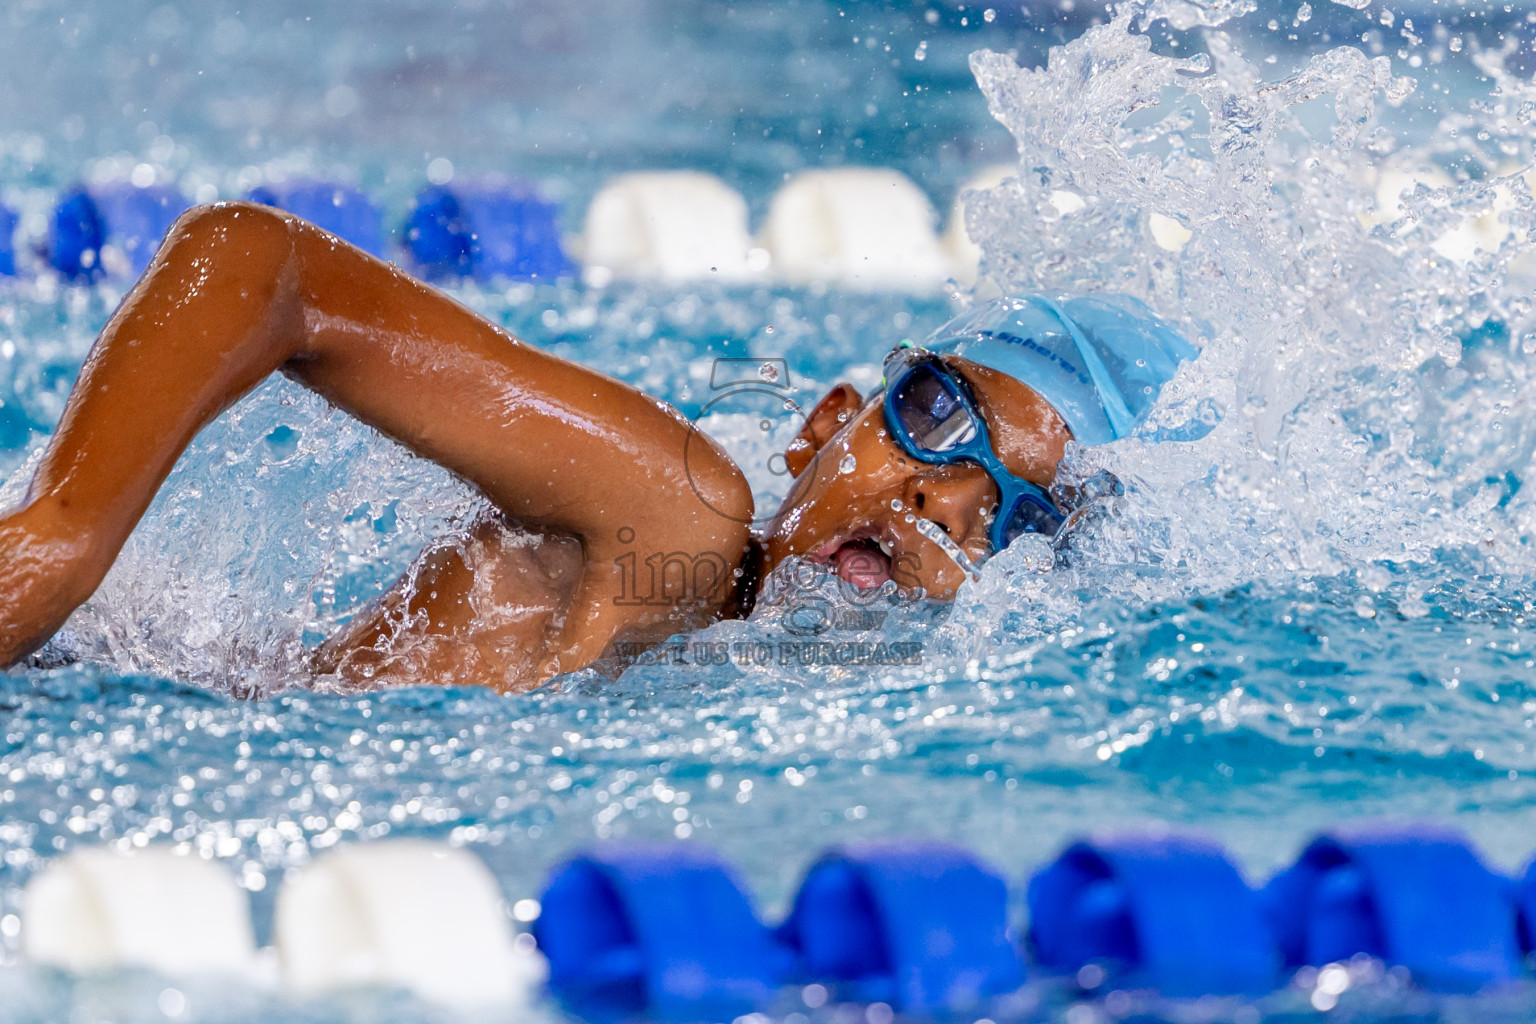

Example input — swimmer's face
[760,354,1071,600]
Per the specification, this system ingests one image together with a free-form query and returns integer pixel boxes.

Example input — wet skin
[0,203,1068,692]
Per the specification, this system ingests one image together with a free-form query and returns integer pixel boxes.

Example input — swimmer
[0,203,1193,691]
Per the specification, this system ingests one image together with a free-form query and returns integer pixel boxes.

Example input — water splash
[913,515,986,582]
[946,7,1536,639]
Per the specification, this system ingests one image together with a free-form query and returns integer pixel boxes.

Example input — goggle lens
[1000,495,1062,546]
[884,347,1067,554]
[890,362,978,454]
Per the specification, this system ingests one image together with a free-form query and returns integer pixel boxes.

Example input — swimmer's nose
[905,470,994,549]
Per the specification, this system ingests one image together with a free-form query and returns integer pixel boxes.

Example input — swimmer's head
[759,294,1196,598]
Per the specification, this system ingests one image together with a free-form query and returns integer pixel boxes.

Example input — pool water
[7,0,1536,1020]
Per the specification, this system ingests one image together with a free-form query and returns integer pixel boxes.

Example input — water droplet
[1296,2,1312,22]
[983,7,996,22]
[890,498,904,511]
[913,40,928,61]
[839,453,857,474]
[1360,565,1390,592]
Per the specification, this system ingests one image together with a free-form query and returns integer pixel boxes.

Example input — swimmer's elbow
[160,201,298,269]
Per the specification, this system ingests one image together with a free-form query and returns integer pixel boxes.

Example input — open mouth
[814,533,893,590]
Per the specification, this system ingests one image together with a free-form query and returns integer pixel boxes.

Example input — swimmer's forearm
[0,206,307,662]
[23,204,304,571]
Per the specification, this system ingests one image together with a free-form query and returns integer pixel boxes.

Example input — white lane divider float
[18,841,546,1011]
[581,170,762,284]
[761,167,954,293]
[22,846,261,978]
[274,839,546,1009]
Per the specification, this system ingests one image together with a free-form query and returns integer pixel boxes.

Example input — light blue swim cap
[924,294,1198,446]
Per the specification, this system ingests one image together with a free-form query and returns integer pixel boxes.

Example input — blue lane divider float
[777,841,1024,1011]
[1027,832,1279,997]
[405,180,571,282]
[50,183,189,280]
[0,203,16,276]
[534,823,1530,1017]
[245,180,384,257]
[535,844,794,1013]
[1517,858,1536,957]
[1261,824,1521,993]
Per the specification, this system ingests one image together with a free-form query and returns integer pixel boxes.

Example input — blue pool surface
[7,0,1536,1021]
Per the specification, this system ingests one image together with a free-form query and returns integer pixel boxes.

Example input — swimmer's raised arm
[0,202,752,677]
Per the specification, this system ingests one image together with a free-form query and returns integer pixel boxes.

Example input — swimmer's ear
[785,383,863,477]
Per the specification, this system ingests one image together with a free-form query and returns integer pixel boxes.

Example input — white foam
[21,846,260,977]
[581,171,758,282]
[761,167,954,292]
[273,840,545,1008]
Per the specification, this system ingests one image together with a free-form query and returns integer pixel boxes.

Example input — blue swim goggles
[881,344,1065,552]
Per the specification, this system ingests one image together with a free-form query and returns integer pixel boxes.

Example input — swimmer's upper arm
[278,216,752,661]
[281,215,752,543]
